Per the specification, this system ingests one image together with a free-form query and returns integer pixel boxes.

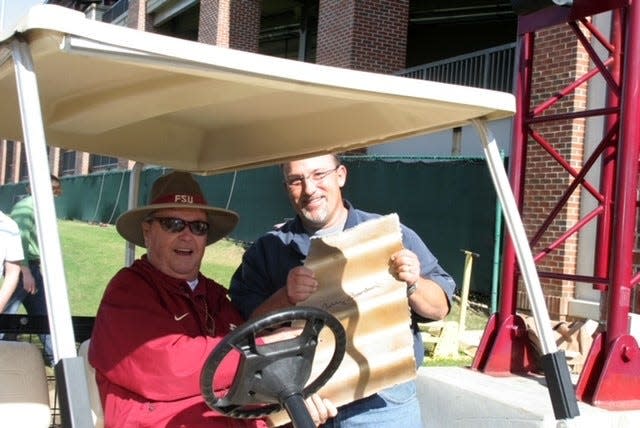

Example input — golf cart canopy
[0,5,515,175]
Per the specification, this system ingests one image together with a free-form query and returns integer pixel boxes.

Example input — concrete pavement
[416,366,640,427]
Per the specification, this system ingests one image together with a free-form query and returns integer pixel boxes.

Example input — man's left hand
[390,249,421,287]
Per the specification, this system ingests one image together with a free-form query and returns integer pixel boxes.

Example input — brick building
[0,1,632,321]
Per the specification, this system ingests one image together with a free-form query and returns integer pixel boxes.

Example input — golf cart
[0,3,572,427]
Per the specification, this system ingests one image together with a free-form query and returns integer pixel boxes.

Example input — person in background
[5,174,62,366]
[89,171,336,428]
[230,154,456,428]
[0,209,24,313]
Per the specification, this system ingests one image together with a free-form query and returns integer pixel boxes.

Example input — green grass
[445,297,489,331]
[427,355,473,367]
[59,221,126,315]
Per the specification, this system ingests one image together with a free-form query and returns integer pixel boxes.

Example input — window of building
[407,1,516,67]
[154,2,199,41]
[19,146,28,181]
[101,0,128,23]
[259,0,318,62]
[90,154,118,172]
[60,149,76,176]
[3,140,15,183]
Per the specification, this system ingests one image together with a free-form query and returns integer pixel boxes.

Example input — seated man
[89,171,336,428]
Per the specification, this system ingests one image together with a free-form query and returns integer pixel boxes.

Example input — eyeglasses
[284,166,340,188]
[146,217,210,236]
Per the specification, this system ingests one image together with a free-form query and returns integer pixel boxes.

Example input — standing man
[89,171,336,428]
[0,209,24,313]
[230,154,456,427]
[5,174,62,365]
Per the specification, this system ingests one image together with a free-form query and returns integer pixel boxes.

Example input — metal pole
[491,155,504,314]
[607,0,640,348]
[125,162,143,267]
[594,7,623,315]
[500,32,533,319]
[458,250,479,339]
[472,121,556,352]
[11,37,76,361]
[12,36,94,427]
[472,119,579,419]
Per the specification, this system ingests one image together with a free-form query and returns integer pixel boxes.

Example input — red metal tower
[472,0,640,409]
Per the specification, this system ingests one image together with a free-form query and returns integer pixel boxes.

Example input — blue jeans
[2,261,54,365]
[322,380,423,428]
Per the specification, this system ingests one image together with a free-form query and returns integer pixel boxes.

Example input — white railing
[397,42,516,93]
[102,0,129,23]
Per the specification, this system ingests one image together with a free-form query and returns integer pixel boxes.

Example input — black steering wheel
[200,306,346,426]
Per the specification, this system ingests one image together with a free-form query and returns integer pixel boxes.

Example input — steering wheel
[200,306,346,424]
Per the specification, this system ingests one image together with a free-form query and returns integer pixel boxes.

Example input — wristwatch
[406,282,418,297]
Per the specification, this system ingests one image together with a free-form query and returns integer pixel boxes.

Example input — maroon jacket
[89,256,267,428]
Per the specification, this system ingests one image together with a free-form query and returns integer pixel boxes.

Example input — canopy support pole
[124,162,143,267]
[11,36,75,361]
[12,36,93,427]
[471,119,580,420]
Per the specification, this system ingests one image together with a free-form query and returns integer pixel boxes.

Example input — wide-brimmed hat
[116,171,239,247]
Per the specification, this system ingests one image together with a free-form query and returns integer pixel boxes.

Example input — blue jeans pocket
[376,380,418,405]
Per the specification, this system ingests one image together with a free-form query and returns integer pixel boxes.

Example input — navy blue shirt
[230,201,456,365]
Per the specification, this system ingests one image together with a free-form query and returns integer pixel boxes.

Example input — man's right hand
[305,393,337,426]
[286,266,318,305]
[21,267,37,294]
[249,266,319,319]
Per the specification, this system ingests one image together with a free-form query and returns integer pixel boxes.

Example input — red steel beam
[474,1,640,409]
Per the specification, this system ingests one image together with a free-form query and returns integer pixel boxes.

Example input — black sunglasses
[146,217,210,236]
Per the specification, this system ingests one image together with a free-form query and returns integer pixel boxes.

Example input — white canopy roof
[0,4,515,174]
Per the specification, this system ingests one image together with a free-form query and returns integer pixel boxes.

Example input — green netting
[54,171,129,223]
[0,157,504,300]
[341,157,501,300]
